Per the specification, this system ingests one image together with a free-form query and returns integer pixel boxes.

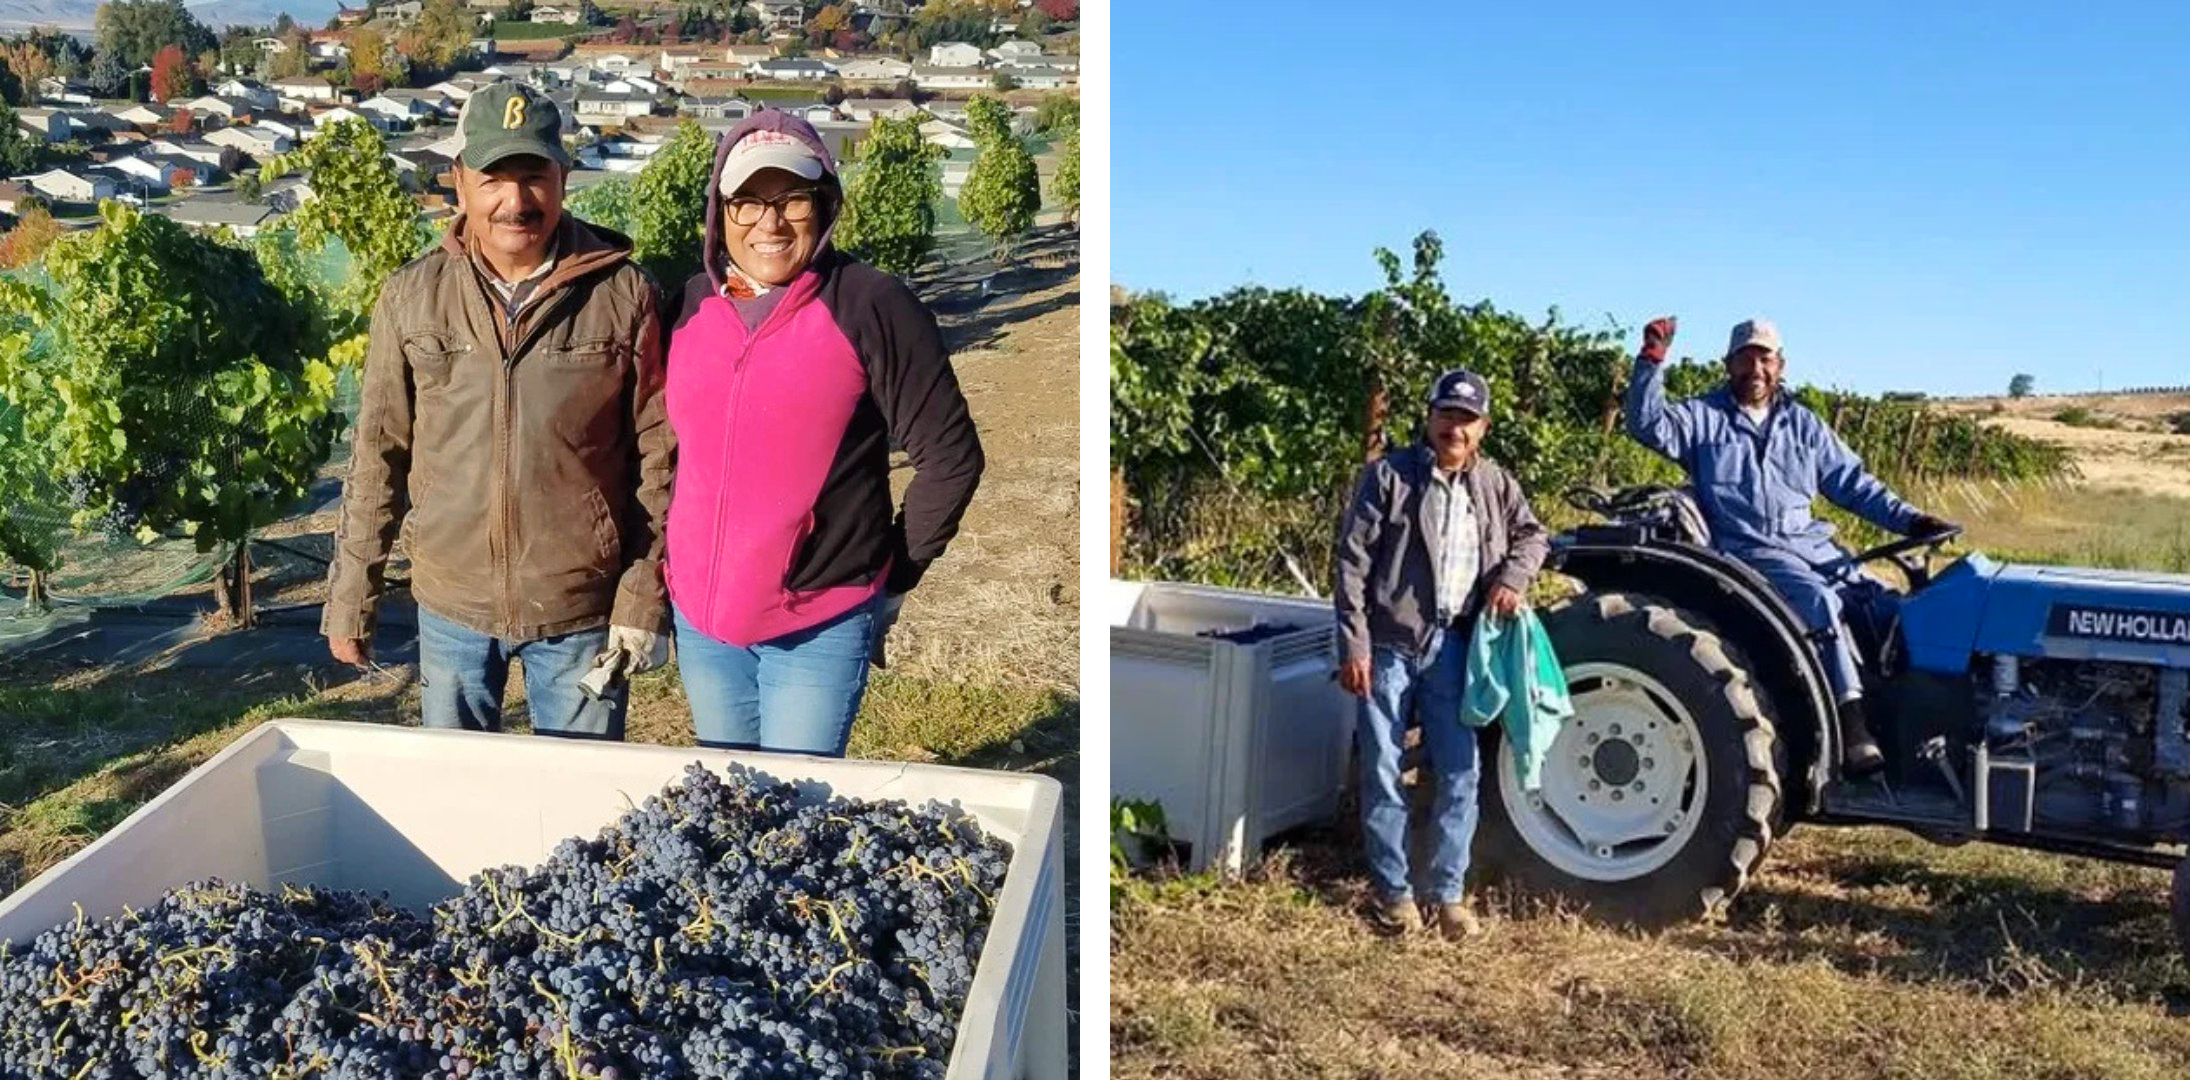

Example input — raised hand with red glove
[1641,315,1677,364]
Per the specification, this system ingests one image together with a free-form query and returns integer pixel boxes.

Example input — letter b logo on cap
[503,95,527,129]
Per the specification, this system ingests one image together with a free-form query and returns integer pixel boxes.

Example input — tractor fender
[1550,535,1840,816]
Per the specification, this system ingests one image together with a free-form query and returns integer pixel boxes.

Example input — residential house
[256,117,304,141]
[381,88,458,116]
[530,5,585,24]
[608,74,664,95]
[359,93,439,126]
[658,48,716,73]
[839,97,919,123]
[183,96,260,122]
[832,56,912,82]
[426,77,495,101]
[335,7,370,26]
[147,138,228,171]
[203,124,292,158]
[1000,64,1071,89]
[215,79,280,111]
[21,168,116,204]
[911,65,988,91]
[987,40,1042,62]
[162,196,277,237]
[0,180,29,214]
[578,130,665,173]
[104,153,180,193]
[107,104,169,129]
[36,78,95,106]
[676,95,752,120]
[749,57,834,81]
[14,109,68,143]
[383,0,424,19]
[590,53,641,72]
[309,40,352,64]
[574,88,656,122]
[748,1,804,28]
[918,119,975,151]
[253,37,289,54]
[920,100,970,123]
[724,44,773,66]
[927,42,983,68]
[675,62,749,87]
[789,103,837,124]
[313,105,393,133]
[273,77,341,103]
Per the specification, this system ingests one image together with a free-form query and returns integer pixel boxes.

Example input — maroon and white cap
[1727,318,1783,358]
[717,128,825,198]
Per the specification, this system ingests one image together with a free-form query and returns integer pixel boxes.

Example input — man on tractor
[1625,316,1957,776]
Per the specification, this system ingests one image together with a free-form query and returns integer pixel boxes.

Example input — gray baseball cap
[1726,318,1783,358]
[1427,369,1491,416]
[457,83,570,170]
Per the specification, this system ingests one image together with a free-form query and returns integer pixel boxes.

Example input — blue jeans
[671,597,879,756]
[1357,627,1480,903]
[1735,545,1900,703]
[415,607,625,740]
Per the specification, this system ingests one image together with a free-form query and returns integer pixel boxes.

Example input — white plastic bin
[1110,579,1353,874]
[0,720,1067,1080]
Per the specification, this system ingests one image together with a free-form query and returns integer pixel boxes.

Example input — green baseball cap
[457,83,571,170]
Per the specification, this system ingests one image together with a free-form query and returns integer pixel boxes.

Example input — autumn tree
[0,42,51,97]
[1035,0,1075,21]
[94,0,216,69]
[0,202,61,268]
[150,44,193,101]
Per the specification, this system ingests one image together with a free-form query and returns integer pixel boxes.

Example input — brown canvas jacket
[322,212,673,642]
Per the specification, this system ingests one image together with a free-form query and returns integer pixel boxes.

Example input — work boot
[1435,900,1484,942]
[1369,896,1422,936]
[1839,698,1885,777]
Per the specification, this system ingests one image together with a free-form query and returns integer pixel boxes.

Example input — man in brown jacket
[321,83,673,739]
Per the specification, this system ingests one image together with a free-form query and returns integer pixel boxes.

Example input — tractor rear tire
[1476,592,1784,927]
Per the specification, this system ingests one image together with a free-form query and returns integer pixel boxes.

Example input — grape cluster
[0,763,1013,1079]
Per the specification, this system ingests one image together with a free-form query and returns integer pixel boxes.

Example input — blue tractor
[1475,485,2190,948]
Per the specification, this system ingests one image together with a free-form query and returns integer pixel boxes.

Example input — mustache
[490,210,543,227]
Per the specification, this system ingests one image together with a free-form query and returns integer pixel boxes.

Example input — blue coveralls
[1625,358,1917,702]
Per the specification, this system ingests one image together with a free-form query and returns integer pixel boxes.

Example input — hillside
[1939,389,2190,499]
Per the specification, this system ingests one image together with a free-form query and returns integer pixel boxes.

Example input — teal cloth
[1460,609,1573,791]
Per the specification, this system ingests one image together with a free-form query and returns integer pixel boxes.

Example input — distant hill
[0,0,342,31]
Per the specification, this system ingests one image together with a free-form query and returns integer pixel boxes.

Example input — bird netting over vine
[0,210,364,615]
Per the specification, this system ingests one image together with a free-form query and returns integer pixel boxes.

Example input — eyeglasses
[726,188,818,226]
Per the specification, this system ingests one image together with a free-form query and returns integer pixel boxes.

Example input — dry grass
[1113,826,2190,1080]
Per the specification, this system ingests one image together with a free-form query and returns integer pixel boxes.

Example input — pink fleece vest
[663,273,883,646]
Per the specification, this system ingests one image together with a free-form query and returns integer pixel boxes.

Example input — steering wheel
[1850,525,1963,591]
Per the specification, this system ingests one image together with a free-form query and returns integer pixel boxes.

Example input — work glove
[578,624,670,700]
[1908,513,1959,538]
[606,624,669,673]
[1641,315,1677,364]
[868,592,906,669]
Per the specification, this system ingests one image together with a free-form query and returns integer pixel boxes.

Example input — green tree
[258,118,431,347]
[88,48,129,97]
[0,98,33,175]
[94,0,216,69]
[2008,373,2034,398]
[989,69,1017,92]
[0,203,343,625]
[958,109,1037,262]
[963,93,1011,144]
[1052,125,1076,225]
[1033,91,1075,135]
[628,120,715,287]
[833,114,940,276]
[566,173,635,235]
[0,56,22,108]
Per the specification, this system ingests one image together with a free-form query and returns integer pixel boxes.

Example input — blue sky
[1113,2,2190,396]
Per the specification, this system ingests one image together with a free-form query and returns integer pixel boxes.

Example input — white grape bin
[0,720,1067,1080]
[1110,579,1354,874]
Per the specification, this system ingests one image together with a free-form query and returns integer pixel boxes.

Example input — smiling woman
[658,110,986,759]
